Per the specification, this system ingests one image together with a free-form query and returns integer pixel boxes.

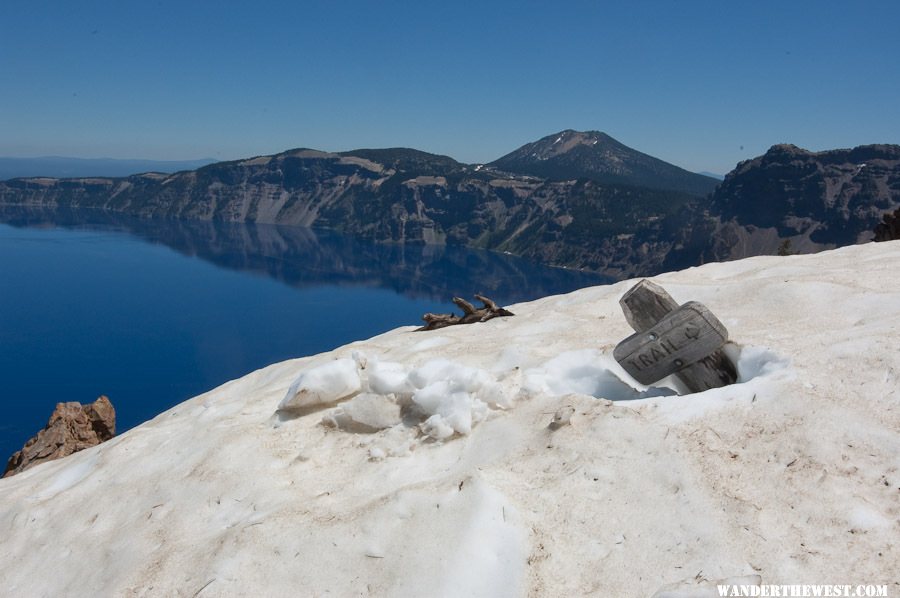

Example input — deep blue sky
[2,1,898,174]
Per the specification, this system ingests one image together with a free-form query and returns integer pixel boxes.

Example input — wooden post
[615,280,737,393]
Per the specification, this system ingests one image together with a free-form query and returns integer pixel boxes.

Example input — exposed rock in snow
[3,395,115,478]
[1,241,899,596]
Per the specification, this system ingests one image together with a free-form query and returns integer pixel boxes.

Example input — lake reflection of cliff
[0,207,610,304]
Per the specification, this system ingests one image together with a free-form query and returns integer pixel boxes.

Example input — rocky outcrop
[694,144,900,263]
[3,396,116,477]
[874,207,900,241]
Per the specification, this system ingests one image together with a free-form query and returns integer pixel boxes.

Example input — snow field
[1,241,898,596]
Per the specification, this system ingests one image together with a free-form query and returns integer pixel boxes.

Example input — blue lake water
[0,210,609,462]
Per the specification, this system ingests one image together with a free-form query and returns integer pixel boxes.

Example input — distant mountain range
[0,156,217,180]
[1,131,897,278]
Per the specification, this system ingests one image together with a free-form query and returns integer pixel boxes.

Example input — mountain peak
[513,130,618,162]
[487,130,718,196]
[763,143,810,160]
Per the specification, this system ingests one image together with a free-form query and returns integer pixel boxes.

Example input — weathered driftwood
[615,280,737,393]
[418,294,514,331]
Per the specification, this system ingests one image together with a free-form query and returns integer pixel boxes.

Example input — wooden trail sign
[614,301,728,385]
[613,280,737,393]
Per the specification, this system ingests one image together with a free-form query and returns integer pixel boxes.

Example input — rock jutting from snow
[3,395,115,478]
[874,206,900,241]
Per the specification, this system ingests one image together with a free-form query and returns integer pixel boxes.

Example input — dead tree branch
[418,295,514,331]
